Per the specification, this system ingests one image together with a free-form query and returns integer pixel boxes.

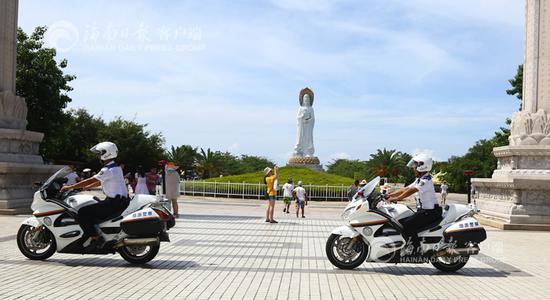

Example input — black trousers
[78,196,129,237]
[400,206,442,238]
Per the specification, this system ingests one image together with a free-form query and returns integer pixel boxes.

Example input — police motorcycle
[17,167,175,264]
[326,177,487,272]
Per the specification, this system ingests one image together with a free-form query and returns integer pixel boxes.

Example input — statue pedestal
[287,156,324,172]
[472,145,550,230]
[0,128,61,214]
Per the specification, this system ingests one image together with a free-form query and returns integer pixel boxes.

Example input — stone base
[0,128,44,164]
[476,214,550,231]
[0,162,62,214]
[287,156,324,172]
[472,145,550,229]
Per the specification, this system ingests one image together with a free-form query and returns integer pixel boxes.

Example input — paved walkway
[1,196,549,299]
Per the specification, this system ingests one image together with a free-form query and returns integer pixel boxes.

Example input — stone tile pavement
[1,196,550,299]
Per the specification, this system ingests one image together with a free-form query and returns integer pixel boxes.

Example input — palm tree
[366,148,408,181]
[167,145,198,171]
[195,148,220,179]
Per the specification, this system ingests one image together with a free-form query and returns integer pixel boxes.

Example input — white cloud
[269,0,337,12]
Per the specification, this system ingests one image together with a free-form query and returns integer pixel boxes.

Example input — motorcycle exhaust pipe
[436,246,480,257]
[115,237,160,248]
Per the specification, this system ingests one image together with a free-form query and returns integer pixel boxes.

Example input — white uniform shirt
[65,172,79,185]
[408,175,438,210]
[94,162,128,198]
[282,183,294,198]
[293,186,307,201]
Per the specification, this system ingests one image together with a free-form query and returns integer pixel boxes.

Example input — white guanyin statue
[293,88,315,157]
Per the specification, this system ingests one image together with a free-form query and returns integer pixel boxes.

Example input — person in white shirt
[440,182,449,205]
[134,165,149,195]
[61,141,129,251]
[64,165,81,186]
[386,153,442,254]
[282,178,294,214]
[292,181,308,218]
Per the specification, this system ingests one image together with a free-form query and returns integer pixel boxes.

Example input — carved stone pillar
[473,0,550,230]
[0,0,61,214]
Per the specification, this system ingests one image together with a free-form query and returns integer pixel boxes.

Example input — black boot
[85,236,105,252]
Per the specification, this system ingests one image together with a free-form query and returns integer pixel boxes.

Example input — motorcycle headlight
[341,206,355,220]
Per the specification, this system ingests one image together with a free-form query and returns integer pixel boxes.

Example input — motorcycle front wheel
[325,234,369,270]
[431,255,469,272]
[119,244,160,264]
[17,225,56,260]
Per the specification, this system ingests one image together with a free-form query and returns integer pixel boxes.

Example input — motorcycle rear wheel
[431,255,469,272]
[326,234,369,270]
[119,244,160,264]
[17,225,56,260]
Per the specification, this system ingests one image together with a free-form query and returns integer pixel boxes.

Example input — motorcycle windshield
[358,176,380,199]
[40,167,72,191]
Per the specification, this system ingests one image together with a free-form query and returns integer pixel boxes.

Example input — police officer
[386,153,442,254]
[61,141,129,250]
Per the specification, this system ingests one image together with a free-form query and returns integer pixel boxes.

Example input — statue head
[303,94,311,106]
[299,87,314,107]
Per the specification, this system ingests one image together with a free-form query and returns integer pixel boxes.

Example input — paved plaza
[1,196,550,299]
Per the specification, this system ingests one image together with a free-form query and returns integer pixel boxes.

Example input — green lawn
[203,166,355,186]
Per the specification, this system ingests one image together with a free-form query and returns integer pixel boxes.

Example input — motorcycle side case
[121,208,163,237]
[443,217,487,245]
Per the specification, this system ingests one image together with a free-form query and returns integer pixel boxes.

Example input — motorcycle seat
[416,217,443,233]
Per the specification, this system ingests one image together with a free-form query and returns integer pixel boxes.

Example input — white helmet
[407,153,433,172]
[90,142,118,161]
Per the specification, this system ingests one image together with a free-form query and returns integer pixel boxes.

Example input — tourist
[347,179,360,201]
[282,178,294,213]
[381,183,391,197]
[146,167,159,195]
[440,182,449,205]
[165,162,181,218]
[81,168,92,180]
[293,181,308,218]
[134,165,149,195]
[264,166,279,223]
[64,165,81,186]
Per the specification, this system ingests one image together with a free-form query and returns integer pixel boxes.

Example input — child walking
[293,181,308,218]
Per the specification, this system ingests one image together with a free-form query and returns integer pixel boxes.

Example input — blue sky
[19,0,524,165]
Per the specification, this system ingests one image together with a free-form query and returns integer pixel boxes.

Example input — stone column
[509,0,550,146]
[0,0,28,130]
[0,0,18,93]
[0,0,62,214]
[473,0,550,230]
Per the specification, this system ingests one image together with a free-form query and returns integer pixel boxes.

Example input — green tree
[365,148,409,182]
[326,159,369,179]
[237,155,275,174]
[46,109,106,167]
[98,117,165,170]
[167,145,198,171]
[506,64,523,110]
[214,151,240,176]
[16,26,76,158]
[196,148,219,179]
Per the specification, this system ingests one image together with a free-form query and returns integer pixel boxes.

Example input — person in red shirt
[146,167,159,195]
